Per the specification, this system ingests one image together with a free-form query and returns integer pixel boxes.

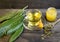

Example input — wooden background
[0,0,60,9]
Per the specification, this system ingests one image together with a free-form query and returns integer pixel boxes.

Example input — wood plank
[0,0,60,8]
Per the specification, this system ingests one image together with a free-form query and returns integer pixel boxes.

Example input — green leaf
[9,26,24,42]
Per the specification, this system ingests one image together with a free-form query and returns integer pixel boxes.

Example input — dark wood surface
[0,0,60,9]
[0,9,60,42]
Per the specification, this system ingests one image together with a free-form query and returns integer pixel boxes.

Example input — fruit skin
[36,19,43,29]
[7,15,24,35]
[9,26,24,42]
[0,11,23,37]
[0,6,26,37]
[46,7,57,21]
[27,12,33,21]
[34,11,42,21]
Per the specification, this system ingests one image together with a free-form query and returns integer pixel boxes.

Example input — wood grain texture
[0,0,60,8]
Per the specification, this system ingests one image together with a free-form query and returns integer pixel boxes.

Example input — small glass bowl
[23,9,44,30]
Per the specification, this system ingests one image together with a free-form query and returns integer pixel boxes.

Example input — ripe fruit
[36,19,43,29]
[34,11,42,21]
[26,12,34,21]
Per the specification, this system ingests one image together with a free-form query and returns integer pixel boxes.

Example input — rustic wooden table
[0,9,60,42]
[0,0,60,9]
